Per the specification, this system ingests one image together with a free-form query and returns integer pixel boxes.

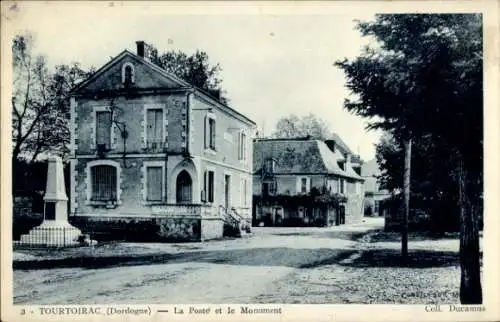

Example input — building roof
[253,138,364,181]
[330,132,354,155]
[72,49,256,126]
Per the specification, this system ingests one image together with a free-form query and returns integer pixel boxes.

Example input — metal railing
[14,227,81,248]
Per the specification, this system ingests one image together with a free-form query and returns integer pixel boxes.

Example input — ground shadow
[14,247,357,270]
[366,230,462,243]
[271,228,379,242]
[338,248,462,268]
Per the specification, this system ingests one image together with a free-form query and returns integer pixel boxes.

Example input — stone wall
[70,216,202,242]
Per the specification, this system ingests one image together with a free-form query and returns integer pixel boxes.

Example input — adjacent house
[69,41,256,242]
[252,136,365,227]
[361,159,392,217]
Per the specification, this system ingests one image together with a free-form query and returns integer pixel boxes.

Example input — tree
[335,14,483,303]
[151,48,228,104]
[12,33,90,163]
[272,113,332,139]
[376,132,461,231]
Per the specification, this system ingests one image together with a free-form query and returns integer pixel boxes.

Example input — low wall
[70,216,206,242]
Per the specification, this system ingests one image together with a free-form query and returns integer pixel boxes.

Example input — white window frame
[205,112,217,153]
[142,161,166,203]
[238,130,247,161]
[121,62,135,84]
[202,166,216,204]
[296,176,311,194]
[142,104,168,149]
[85,159,122,205]
[339,178,346,194]
[91,106,116,151]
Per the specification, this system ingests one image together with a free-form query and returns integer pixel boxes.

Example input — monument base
[19,220,82,247]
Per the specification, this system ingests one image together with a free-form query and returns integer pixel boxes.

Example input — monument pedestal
[18,156,82,247]
[19,220,82,247]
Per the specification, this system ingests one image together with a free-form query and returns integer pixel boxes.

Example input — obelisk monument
[19,156,82,246]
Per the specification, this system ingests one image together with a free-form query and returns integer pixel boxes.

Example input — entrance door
[176,170,192,203]
[224,174,231,210]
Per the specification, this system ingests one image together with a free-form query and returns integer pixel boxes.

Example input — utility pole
[402,138,412,259]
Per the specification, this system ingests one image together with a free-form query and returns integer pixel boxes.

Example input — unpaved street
[14,219,380,304]
[14,218,466,304]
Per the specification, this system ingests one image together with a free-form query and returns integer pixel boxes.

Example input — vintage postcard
[1,1,499,321]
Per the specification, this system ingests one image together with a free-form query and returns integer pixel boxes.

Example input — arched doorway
[176,170,192,203]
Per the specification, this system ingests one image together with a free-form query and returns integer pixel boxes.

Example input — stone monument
[19,156,82,247]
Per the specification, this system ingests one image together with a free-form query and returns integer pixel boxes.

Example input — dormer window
[121,62,135,85]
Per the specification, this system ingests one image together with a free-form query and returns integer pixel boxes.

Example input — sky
[6,2,383,160]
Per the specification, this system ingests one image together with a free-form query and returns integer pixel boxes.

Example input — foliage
[12,32,90,163]
[335,14,483,304]
[253,192,347,208]
[150,48,228,104]
[272,113,332,139]
[376,132,461,231]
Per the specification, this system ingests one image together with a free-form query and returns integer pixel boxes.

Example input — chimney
[324,140,336,153]
[136,41,152,61]
[208,89,221,101]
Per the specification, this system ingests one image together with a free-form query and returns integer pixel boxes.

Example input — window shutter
[210,119,216,150]
[154,109,163,141]
[96,111,112,148]
[147,167,162,201]
[204,116,208,149]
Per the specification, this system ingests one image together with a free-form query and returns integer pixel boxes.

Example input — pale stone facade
[253,138,365,227]
[69,42,256,241]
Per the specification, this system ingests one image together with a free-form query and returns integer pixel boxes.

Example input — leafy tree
[335,14,483,303]
[272,113,332,139]
[376,132,461,231]
[12,33,90,164]
[150,48,228,104]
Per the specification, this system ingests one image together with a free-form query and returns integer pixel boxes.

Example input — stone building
[361,158,392,217]
[252,137,365,227]
[69,41,256,241]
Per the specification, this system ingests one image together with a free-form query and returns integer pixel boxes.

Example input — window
[146,108,164,150]
[204,114,216,151]
[297,177,310,194]
[121,63,135,84]
[209,118,216,150]
[264,159,275,173]
[203,170,215,203]
[262,181,277,196]
[327,179,338,193]
[146,166,163,201]
[238,132,246,160]
[91,165,117,201]
[339,178,345,194]
[96,111,112,150]
[301,178,308,193]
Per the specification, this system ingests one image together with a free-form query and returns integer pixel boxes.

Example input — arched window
[90,165,117,201]
[176,170,192,203]
[121,63,135,85]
